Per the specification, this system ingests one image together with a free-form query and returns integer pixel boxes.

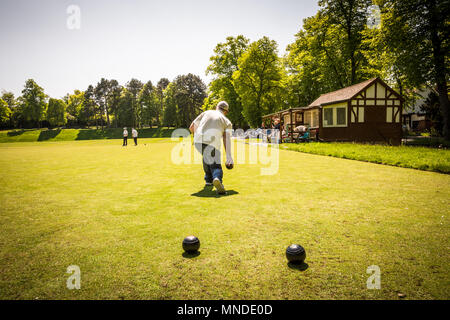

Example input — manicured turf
[0,139,449,299]
[0,127,175,143]
[282,142,450,174]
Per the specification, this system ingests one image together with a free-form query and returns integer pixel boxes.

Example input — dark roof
[309,78,378,107]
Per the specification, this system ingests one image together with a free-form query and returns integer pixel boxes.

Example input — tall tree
[80,85,96,127]
[379,0,450,139]
[107,80,123,128]
[233,37,286,127]
[206,35,250,128]
[20,79,47,128]
[139,80,156,127]
[0,98,11,128]
[126,79,144,128]
[173,74,207,127]
[162,82,177,127]
[1,91,17,128]
[47,98,67,127]
[319,0,372,85]
[94,78,110,129]
[65,90,84,126]
[156,78,170,127]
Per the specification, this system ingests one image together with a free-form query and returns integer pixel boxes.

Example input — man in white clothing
[123,127,128,146]
[132,128,138,146]
[189,101,233,195]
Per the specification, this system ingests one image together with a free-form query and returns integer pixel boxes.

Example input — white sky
[0,0,319,98]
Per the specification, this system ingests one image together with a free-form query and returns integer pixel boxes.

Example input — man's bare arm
[223,130,233,164]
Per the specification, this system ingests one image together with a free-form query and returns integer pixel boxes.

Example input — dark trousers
[123,137,127,146]
[134,137,137,145]
[194,143,223,183]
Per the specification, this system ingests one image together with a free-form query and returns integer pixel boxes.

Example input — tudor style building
[262,78,404,145]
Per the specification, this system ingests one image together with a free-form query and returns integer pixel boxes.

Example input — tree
[162,82,177,127]
[47,98,67,127]
[117,88,134,127]
[1,91,17,128]
[20,79,47,128]
[205,35,250,128]
[94,78,110,129]
[420,90,443,135]
[378,0,450,139]
[107,80,122,128]
[139,80,156,127]
[65,90,84,126]
[155,78,170,127]
[80,85,96,127]
[0,98,11,128]
[126,79,144,128]
[173,74,207,127]
[161,75,207,127]
[233,37,287,127]
[318,0,373,85]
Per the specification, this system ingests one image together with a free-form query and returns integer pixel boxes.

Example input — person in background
[132,128,138,146]
[123,127,128,146]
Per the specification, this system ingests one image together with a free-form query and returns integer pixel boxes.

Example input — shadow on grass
[287,262,309,271]
[182,251,201,258]
[38,129,61,141]
[191,186,239,198]
[7,129,25,137]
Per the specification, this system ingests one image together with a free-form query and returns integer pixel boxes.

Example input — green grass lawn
[282,142,450,174]
[0,139,449,299]
[0,127,175,143]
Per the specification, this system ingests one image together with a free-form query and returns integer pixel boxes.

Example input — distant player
[123,127,128,146]
[132,128,138,146]
[189,101,233,195]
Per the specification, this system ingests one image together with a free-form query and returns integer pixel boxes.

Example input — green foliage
[139,80,157,127]
[376,0,450,139]
[19,79,47,128]
[161,74,207,128]
[162,82,177,127]
[205,36,250,128]
[420,90,443,135]
[65,90,84,125]
[0,98,11,127]
[46,98,67,127]
[126,78,144,128]
[233,37,287,127]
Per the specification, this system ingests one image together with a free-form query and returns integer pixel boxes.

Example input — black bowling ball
[183,236,200,253]
[286,244,306,264]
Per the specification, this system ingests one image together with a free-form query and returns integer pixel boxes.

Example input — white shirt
[123,130,128,137]
[192,110,232,151]
[132,129,138,138]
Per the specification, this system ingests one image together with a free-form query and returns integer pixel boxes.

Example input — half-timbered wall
[319,80,403,145]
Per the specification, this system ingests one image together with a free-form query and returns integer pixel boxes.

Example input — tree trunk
[429,2,450,139]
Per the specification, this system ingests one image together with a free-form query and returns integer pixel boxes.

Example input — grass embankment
[282,142,450,174]
[0,127,175,143]
[0,139,449,299]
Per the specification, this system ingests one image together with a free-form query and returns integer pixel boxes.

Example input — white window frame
[322,103,348,128]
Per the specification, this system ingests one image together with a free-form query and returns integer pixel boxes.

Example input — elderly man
[189,101,234,195]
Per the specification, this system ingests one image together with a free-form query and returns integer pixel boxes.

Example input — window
[337,108,346,125]
[324,108,333,126]
[304,110,319,127]
[323,103,347,127]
